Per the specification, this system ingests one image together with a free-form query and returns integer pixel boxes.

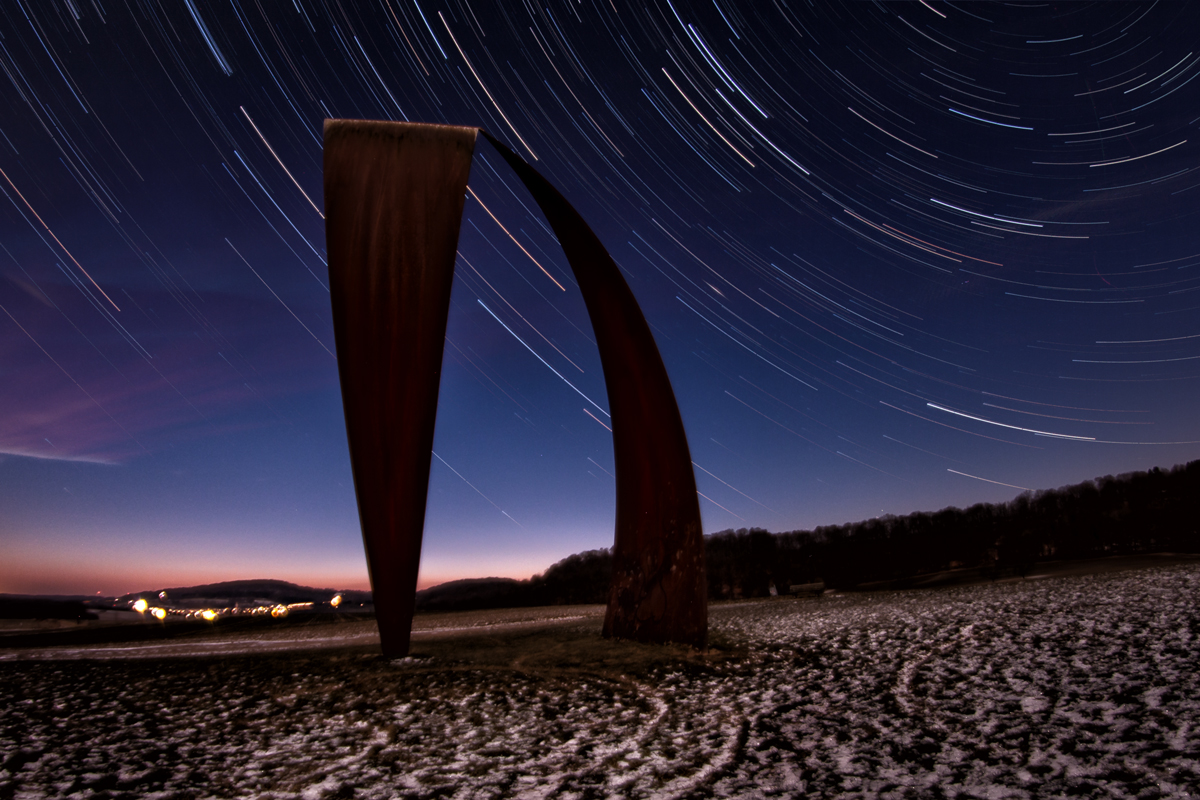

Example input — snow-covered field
[2,564,1198,799]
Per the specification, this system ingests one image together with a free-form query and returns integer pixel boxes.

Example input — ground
[1,563,1198,799]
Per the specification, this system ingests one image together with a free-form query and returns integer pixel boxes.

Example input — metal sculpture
[324,120,706,657]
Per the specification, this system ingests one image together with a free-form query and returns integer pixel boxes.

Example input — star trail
[3,1,1200,595]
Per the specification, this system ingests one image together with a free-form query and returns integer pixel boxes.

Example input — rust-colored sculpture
[324,120,706,657]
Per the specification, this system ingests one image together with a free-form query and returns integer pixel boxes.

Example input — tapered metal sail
[324,120,477,658]
[324,120,706,657]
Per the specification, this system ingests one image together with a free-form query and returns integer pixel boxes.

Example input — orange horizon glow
[0,563,538,598]
[3,528,581,598]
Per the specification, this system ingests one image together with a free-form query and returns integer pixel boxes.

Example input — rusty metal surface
[324,120,705,656]
[323,120,477,658]
[480,132,707,648]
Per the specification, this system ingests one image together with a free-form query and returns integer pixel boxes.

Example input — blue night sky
[4,1,1200,596]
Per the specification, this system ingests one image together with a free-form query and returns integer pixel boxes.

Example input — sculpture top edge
[323,119,480,149]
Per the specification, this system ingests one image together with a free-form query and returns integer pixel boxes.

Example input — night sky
[4,1,1200,597]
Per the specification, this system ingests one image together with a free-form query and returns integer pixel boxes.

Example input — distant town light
[150,607,167,620]
[330,594,342,608]
[201,609,218,621]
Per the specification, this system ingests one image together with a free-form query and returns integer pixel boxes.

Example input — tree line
[709,459,1200,598]
[414,460,1200,611]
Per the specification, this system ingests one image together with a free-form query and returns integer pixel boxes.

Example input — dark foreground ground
[2,559,1199,799]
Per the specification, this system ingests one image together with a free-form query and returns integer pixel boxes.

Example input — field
[2,563,1198,799]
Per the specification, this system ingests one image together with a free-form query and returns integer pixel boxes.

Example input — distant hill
[114,579,373,610]
[0,597,98,621]
[413,549,613,612]
[414,577,526,612]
